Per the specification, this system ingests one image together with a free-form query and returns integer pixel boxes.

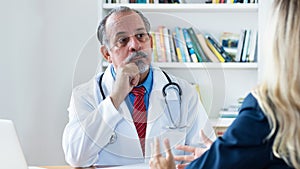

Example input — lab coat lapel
[145,67,169,158]
[147,67,168,133]
[101,65,143,157]
[101,65,139,136]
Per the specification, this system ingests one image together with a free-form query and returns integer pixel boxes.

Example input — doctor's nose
[128,37,142,52]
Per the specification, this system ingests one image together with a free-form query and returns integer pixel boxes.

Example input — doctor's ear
[100,45,112,63]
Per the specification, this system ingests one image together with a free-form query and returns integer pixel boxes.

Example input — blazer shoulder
[240,93,259,110]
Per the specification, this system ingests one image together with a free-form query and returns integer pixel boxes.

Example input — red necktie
[131,87,147,156]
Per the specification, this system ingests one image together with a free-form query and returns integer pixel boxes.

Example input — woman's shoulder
[240,93,260,111]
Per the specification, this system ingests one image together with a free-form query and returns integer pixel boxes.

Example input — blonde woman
[150,0,300,168]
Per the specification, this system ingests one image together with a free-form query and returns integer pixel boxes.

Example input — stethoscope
[98,70,188,130]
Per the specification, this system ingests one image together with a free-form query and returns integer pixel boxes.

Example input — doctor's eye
[135,33,149,42]
[116,37,130,47]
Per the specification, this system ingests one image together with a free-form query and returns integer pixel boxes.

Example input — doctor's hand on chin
[110,62,140,109]
[149,130,213,169]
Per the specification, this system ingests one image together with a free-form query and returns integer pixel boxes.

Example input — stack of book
[151,26,239,63]
[210,104,241,136]
[235,29,258,62]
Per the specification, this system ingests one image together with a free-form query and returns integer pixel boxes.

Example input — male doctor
[62,6,216,167]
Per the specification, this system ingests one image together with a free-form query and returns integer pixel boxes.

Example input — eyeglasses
[111,32,150,48]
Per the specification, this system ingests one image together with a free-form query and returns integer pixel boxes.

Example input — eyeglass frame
[108,31,151,49]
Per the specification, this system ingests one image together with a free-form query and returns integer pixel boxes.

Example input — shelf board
[103,3,258,12]
[102,62,258,69]
[152,62,258,69]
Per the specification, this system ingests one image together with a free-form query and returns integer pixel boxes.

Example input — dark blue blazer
[186,93,294,169]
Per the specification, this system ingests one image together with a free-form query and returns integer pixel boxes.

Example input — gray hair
[97,6,151,48]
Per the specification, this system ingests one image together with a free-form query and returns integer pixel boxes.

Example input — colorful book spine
[155,31,163,62]
[206,39,225,62]
[173,32,183,62]
[235,29,246,62]
[179,28,192,62]
[168,29,178,62]
[158,26,167,62]
[241,29,251,62]
[196,33,220,63]
[163,27,172,62]
[205,34,233,62]
[151,32,158,62]
[187,27,210,62]
[182,28,198,63]
[175,27,187,62]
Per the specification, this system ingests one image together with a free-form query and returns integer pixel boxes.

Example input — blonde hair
[253,0,300,168]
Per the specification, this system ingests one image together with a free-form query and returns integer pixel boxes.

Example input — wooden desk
[41,166,95,169]
[41,165,120,169]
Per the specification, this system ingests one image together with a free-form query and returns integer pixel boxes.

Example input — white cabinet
[98,2,261,118]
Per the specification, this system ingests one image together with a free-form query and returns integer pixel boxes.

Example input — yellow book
[173,32,183,62]
[197,33,220,63]
[205,39,225,62]
[151,32,158,62]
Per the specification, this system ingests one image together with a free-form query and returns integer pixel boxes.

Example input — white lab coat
[62,65,216,167]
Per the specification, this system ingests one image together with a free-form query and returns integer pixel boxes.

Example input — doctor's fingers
[117,62,140,86]
[175,144,196,153]
[173,155,194,163]
[149,156,167,169]
[150,138,162,158]
[163,139,174,161]
[177,163,189,169]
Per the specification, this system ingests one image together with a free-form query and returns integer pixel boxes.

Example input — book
[173,32,183,62]
[205,38,225,62]
[179,28,192,62]
[151,32,158,62]
[219,110,239,118]
[196,33,220,62]
[220,32,239,59]
[175,27,187,62]
[168,29,178,62]
[248,29,257,62]
[163,27,172,62]
[154,31,163,62]
[205,34,233,62]
[235,29,246,62]
[241,29,251,62]
[158,26,167,62]
[182,28,198,63]
[187,27,211,62]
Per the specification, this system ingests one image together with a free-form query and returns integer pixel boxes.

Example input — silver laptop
[0,119,28,169]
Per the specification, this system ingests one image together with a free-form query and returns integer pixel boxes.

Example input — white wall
[0,0,99,165]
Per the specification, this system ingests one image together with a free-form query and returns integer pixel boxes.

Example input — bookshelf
[98,1,261,120]
[103,3,258,12]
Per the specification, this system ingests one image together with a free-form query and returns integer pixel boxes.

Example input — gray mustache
[124,51,148,63]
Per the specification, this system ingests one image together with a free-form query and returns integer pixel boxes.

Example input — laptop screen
[0,119,28,169]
